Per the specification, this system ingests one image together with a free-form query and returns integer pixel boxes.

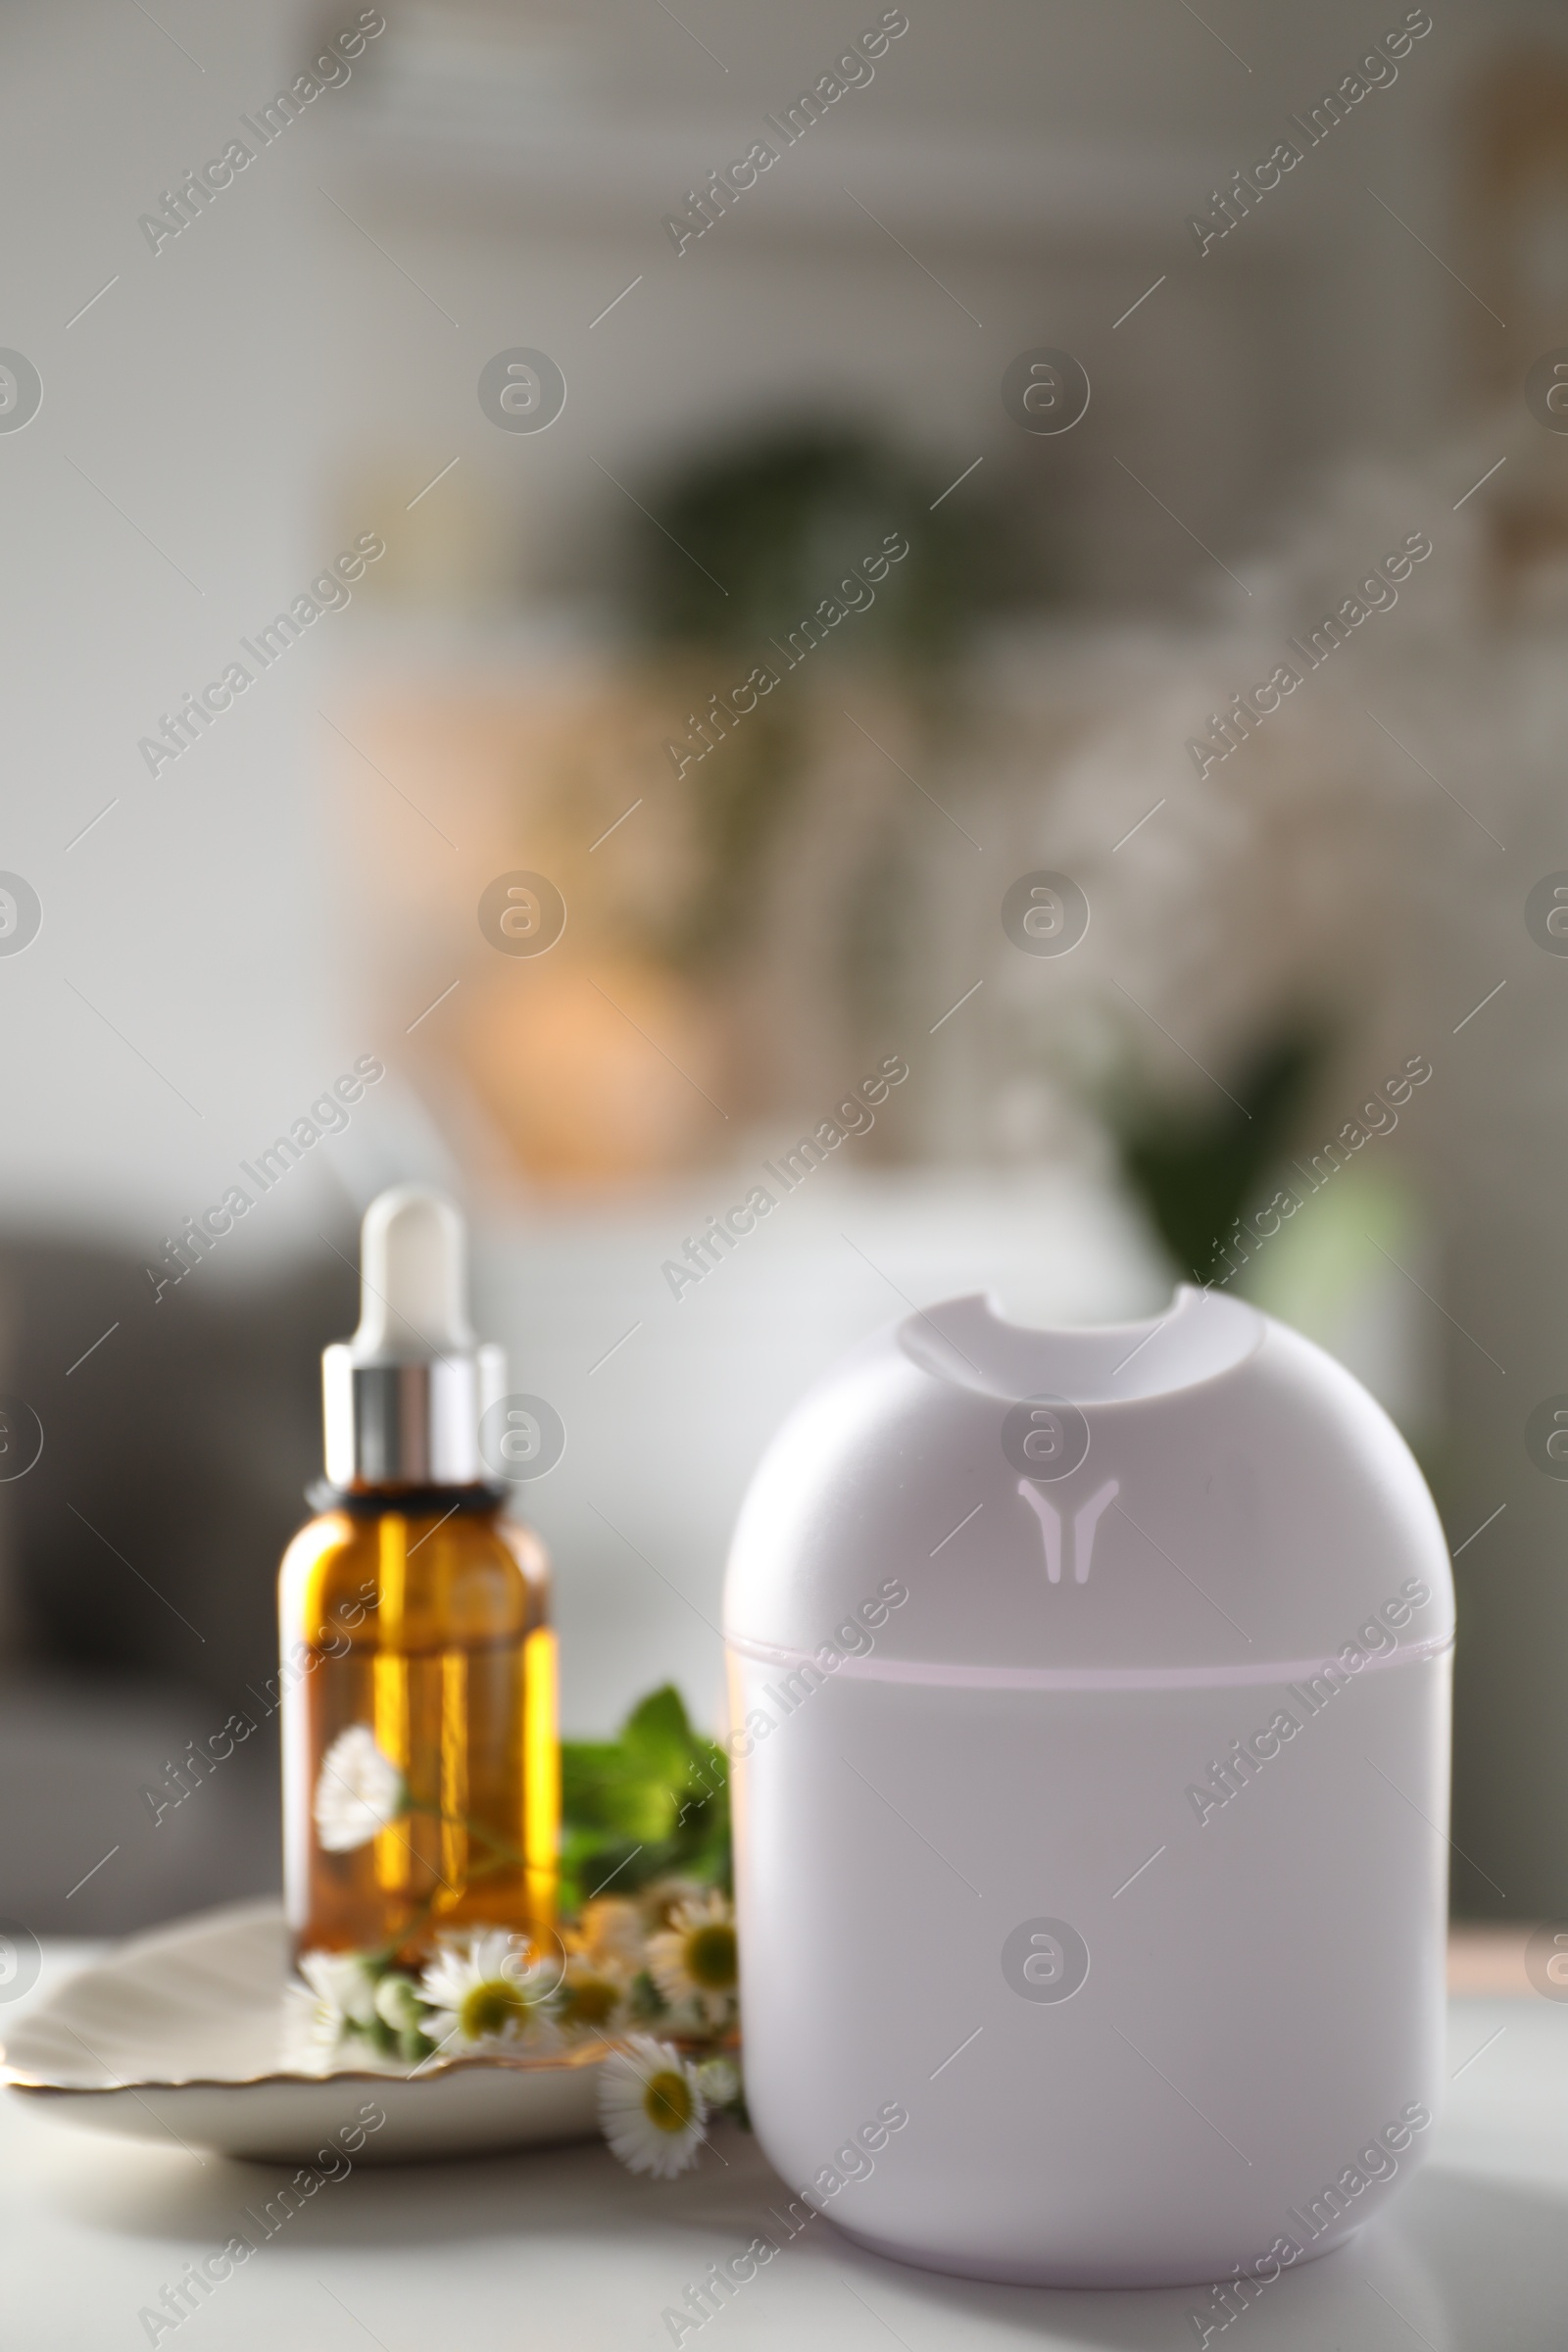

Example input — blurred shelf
[327,108,1238,246]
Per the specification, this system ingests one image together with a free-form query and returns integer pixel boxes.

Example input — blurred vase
[456,955,725,1189]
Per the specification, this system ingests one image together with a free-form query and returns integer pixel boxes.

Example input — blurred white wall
[4,0,1560,1245]
[0,3,355,1250]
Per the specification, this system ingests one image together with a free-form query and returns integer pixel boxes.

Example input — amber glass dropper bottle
[278,1186,558,1965]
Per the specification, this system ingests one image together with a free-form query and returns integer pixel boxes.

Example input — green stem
[402,1793,528,1868]
[359,1889,439,1972]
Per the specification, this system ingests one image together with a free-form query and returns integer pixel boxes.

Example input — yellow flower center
[643,2068,694,2135]
[564,1975,619,2028]
[684,1923,737,1992]
[459,1978,531,2039]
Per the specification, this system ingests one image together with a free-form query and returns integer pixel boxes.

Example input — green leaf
[1109,1029,1326,1284]
[620,1684,695,1777]
[558,1683,732,1914]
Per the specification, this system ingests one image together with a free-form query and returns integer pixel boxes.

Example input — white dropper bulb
[351,1185,475,1359]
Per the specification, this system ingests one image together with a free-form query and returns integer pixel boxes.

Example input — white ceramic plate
[0,1898,607,2164]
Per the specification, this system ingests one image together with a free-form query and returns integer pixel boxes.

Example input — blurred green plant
[560,1684,730,1915]
[629,421,1015,661]
[1108,1029,1326,1285]
[619,421,1032,973]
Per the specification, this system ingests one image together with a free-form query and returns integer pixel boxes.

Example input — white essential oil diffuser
[724,1288,1454,2287]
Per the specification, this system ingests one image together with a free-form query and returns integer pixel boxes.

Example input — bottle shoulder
[279,1500,549,1645]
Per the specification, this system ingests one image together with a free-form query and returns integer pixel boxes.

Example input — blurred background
[1,0,1565,1932]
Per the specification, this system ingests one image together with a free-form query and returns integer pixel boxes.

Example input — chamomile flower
[578,1896,644,1971]
[418,1930,558,2055]
[313,1726,406,1853]
[695,2055,741,2111]
[638,1876,708,1934]
[646,1890,738,2027]
[554,1954,630,2036]
[598,2035,707,2179]
[279,1947,378,2069]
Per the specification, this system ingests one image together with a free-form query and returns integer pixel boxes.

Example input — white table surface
[4,1944,1566,2351]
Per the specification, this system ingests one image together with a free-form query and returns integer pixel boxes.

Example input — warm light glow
[525,1625,561,1931]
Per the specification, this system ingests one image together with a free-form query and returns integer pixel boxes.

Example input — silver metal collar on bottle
[322,1342,506,1488]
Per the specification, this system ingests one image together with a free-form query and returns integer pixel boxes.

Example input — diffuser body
[723,1289,1453,2287]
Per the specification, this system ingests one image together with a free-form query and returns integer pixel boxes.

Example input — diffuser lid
[724,1288,1454,1679]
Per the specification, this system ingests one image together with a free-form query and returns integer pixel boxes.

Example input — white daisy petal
[279,1983,345,2073]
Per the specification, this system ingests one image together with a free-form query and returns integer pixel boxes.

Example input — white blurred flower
[578,1895,644,1970]
[598,2035,707,2179]
[555,1953,631,2037]
[647,1890,738,2028]
[280,1947,378,2070]
[314,1727,406,1853]
[418,1929,559,2054]
[695,2055,740,2109]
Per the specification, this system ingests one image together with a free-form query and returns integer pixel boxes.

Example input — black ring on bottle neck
[306,1479,510,1517]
